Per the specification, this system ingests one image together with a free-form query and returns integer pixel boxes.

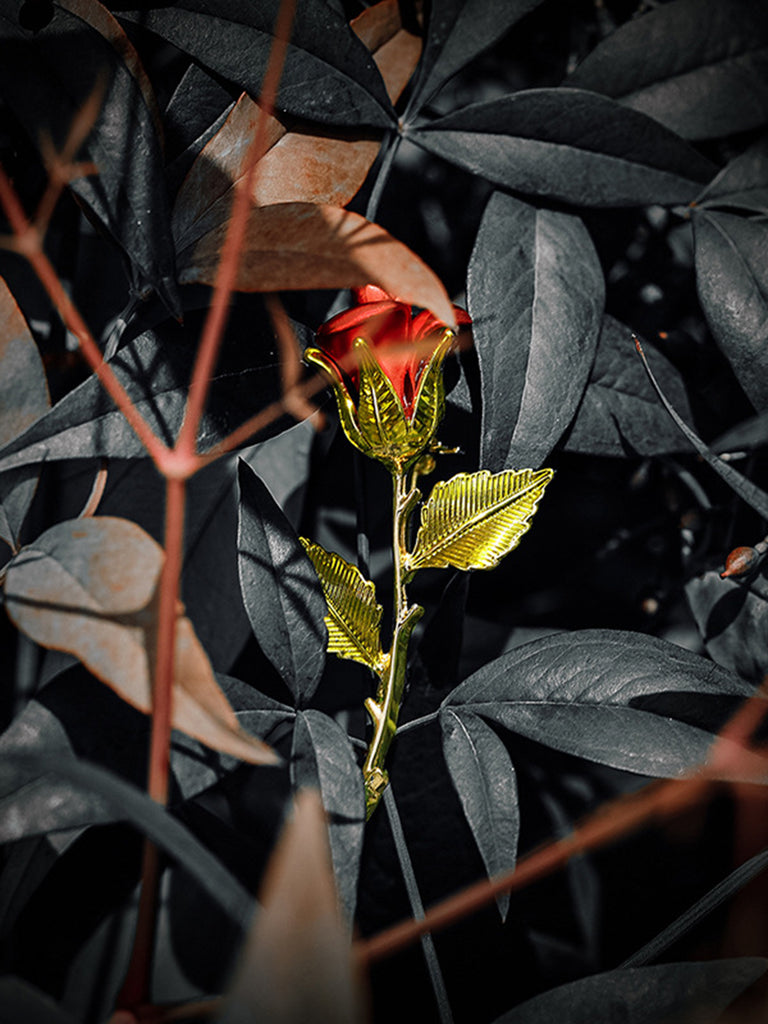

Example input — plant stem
[117,475,186,1009]
[363,469,422,817]
[365,130,402,223]
[383,785,454,1024]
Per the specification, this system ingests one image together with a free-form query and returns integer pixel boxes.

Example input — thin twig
[0,164,170,467]
[176,0,298,459]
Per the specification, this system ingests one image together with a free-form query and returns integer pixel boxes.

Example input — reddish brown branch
[355,775,712,966]
[176,0,297,459]
[0,164,169,466]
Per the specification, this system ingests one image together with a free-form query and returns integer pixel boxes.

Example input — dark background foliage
[1,0,768,1022]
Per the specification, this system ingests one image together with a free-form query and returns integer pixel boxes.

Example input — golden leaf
[405,468,554,572]
[300,538,387,675]
[408,330,452,451]
[356,339,413,464]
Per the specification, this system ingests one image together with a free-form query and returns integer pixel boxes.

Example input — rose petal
[318,299,405,342]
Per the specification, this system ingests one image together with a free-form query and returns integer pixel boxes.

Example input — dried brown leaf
[172,94,286,252]
[179,202,455,326]
[218,789,368,1024]
[352,0,422,105]
[172,0,421,250]
[249,4,420,207]
[4,517,278,766]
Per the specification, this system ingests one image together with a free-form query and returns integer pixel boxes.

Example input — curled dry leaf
[3,517,279,767]
[179,202,455,327]
[218,789,368,1024]
[173,0,421,253]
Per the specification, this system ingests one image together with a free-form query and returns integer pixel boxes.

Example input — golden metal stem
[363,468,423,818]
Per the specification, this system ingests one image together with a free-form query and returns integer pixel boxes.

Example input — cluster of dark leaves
[2,0,768,1022]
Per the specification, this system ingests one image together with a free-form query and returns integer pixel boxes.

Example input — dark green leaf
[713,410,768,453]
[0,465,42,556]
[118,0,395,128]
[238,459,327,703]
[686,567,768,684]
[494,958,766,1024]
[0,275,50,549]
[698,136,768,216]
[445,629,753,778]
[563,317,694,457]
[0,275,50,448]
[164,61,235,161]
[567,0,768,140]
[290,710,365,923]
[439,708,519,922]
[467,191,603,471]
[0,311,289,473]
[411,90,715,206]
[0,0,178,311]
[693,210,768,411]
[0,753,253,927]
[0,977,77,1024]
[404,0,544,118]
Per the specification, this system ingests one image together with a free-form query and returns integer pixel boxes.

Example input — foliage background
[1,0,768,1022]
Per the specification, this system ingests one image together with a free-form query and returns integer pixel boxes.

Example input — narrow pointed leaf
[237,460,327,703]
[467,192,604,472]
[406,468,553,573]
[693,209,768,411]
[4,517,279,766]
[412,90,715,206]
[494,959,766,1024]
[118,0,395,129]
[218,789,368,1024]
[290,710,366,922]
[405,0,544,117]
[439,708,519,922]
[567,0,768,140]
[636,339,768,522]
[178,202,455,328]
[300,539,385,674]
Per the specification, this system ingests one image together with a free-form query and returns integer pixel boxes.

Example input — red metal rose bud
[314,284,471,417]
[306,286,471,472]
